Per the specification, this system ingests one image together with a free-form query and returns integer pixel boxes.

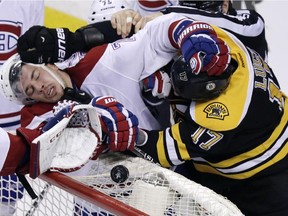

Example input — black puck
[110,165,129,183]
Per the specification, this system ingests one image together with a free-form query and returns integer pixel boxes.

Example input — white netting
[0,152,244,216]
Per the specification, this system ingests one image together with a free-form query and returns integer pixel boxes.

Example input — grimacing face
[20,64,71,103]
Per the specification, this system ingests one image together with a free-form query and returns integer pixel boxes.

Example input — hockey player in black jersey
[136,21,287,216]
[13,10,285,215]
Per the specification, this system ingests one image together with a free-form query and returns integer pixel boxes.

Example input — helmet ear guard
[0,53,35,105]
[170,56,238,101]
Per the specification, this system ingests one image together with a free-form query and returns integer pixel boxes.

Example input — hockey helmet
[88,0,130,23]
[170,56,237,101]
[178,0,224,12]
[0,53,34,105]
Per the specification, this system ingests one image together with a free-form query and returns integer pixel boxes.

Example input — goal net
[0,152,244,216]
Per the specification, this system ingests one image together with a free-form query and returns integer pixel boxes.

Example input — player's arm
[0,127,42,176]
[136,121,210,167]
[162,6,265,35]
[162,6,267,59]
[17,21,125,64]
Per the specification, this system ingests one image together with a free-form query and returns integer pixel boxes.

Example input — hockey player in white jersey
[0,11,230,176]
[0,12,230,215]
[0,0,44,215]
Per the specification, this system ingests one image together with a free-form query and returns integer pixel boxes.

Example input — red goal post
[1,152,244,216]
[41,172,147,216]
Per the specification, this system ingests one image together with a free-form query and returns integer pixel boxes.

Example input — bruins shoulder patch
[204,102,229,120]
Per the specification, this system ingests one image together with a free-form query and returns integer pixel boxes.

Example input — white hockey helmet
[0,53,35,105]
[88,0,130,23]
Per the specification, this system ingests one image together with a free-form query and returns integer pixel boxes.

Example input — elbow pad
[76,25,105,51]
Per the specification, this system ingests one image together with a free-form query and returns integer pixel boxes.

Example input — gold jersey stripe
[171,123,190,160]
[157,131,171,167]
[194,139,288,180]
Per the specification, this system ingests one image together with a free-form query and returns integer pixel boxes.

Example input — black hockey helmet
[170,56,237,101]
[178,0,224,12]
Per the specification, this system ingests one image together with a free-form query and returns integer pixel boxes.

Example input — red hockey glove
[142,70,172,99]
[171,20,231,76]
[90,96,139,151]
[24,100,103,178]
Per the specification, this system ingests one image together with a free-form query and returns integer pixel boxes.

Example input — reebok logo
[104,97,117,104]
[56,28,66,61]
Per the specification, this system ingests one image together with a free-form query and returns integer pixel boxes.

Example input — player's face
[222,0,230,14]
[19,64,70,103]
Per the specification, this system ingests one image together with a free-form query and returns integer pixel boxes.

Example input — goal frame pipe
[40,171,148,216]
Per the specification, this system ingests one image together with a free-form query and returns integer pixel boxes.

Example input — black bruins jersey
[140,25,287,180]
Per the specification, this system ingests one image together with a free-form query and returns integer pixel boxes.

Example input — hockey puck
[110,165,129,183]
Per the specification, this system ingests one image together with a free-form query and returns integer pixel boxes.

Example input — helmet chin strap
[26,63,67,90]
[40,65,66,89]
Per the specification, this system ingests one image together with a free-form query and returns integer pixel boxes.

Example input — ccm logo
[56,28,66,61]
[49,128,64,143]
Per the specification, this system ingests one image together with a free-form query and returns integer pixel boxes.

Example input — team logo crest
[0,20,22,64]
[204,102,229,120]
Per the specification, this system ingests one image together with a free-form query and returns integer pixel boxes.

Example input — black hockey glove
[17,25,106,64]
[17,26,85,64]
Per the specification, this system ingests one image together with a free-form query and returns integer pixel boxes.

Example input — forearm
[78,21,134,50]
[0,130,31,176]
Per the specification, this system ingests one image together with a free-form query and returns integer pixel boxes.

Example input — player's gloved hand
[17,26,85,64]
[26,100,104,178]
[142,70,172,99]
[42,100,82,132]
[51,100,92,128]
[90,96,139,151]
[172,20,231,76]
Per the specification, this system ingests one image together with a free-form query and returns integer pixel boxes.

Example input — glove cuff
[17,126,43,146]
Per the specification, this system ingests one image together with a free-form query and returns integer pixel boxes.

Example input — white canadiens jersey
[0,0,44,172]
[53,13,186,131]
[1,13,183,175]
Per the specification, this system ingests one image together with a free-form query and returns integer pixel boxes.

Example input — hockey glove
[171,20,231,76]
[17,25,106,64]
[22,101,103,178]
[17,26,85,63]
[142,70,172,99]
[90,96,139,152]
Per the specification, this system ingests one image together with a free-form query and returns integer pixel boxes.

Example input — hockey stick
[25,182,51,216]
[131,146,160,166]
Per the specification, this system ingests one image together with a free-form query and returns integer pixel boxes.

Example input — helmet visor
[9,62,34,104]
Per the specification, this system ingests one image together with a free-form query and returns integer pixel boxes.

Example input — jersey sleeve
[0,129,29,176]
